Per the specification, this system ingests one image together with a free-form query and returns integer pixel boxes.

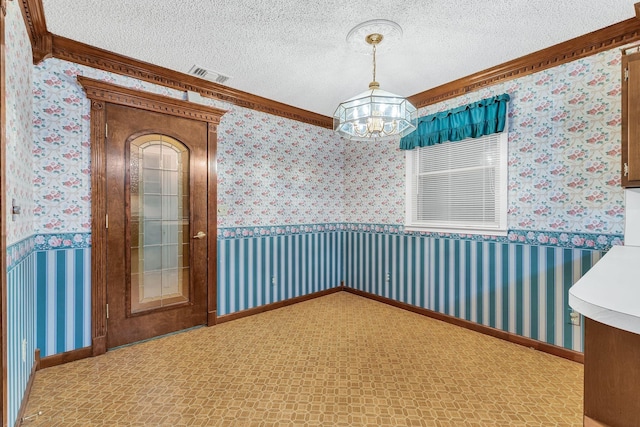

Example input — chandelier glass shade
[333,83,417,141]
[333,32,417,141]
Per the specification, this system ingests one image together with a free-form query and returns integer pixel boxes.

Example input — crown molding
[408,17,640,108]
[18,0,640,123]
[18,0,333,128]
[77,76,227,124]
[52,36,332,128]
[18,0,52,63]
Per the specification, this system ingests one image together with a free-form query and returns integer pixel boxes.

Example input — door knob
[192,231,206,239]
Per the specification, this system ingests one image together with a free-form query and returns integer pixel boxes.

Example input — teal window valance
[399,94,510,150]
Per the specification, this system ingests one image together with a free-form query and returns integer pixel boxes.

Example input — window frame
[404,127,509,236]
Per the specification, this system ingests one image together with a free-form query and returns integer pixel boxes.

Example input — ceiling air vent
[188,65,231,84]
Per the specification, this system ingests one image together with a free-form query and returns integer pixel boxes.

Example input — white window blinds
[405,131,508,235]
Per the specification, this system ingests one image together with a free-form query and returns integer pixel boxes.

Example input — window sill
[404,224,508,237]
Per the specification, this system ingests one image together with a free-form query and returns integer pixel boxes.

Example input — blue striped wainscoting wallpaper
[35,248,92,357]
[25,226,613,364]
[343,230,603,352]
[7,247,36,427]
[217,230,344,316]
[5,225,609,427]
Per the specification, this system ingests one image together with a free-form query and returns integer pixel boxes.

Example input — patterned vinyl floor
[21,292,583,426]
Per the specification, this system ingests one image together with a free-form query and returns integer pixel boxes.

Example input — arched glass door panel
[129,134,190,313]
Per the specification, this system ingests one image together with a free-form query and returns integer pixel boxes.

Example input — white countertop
[569,245,640,335]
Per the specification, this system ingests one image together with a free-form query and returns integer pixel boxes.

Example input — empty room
[3,1,640,426]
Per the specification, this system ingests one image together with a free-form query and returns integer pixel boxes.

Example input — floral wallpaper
[32,58,345,233]
[34,44,625,240]
[344,47,625,237]
[32,59,183,234]
[214,108,344,227]
[5,0,35,245]
[343,138,406,225]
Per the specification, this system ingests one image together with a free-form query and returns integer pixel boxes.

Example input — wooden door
[105,104,208,349]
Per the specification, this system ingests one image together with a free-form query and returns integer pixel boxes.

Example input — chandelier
[333,21,417,142]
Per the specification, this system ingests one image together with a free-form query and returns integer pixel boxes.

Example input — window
[405,129,508,235]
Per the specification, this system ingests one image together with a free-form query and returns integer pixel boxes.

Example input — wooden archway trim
[77,76,225,356]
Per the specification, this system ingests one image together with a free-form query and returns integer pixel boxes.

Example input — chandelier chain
[372,43,377,83]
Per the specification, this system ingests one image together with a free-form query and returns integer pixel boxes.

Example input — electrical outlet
[385,273,390,282]
[21,339,27,363]
[569,310,581,326]
[271,276,276,286]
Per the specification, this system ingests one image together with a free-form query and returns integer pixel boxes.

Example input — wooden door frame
[78,77,225,356]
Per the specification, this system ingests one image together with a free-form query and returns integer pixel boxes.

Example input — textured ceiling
[41,1,636,117]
